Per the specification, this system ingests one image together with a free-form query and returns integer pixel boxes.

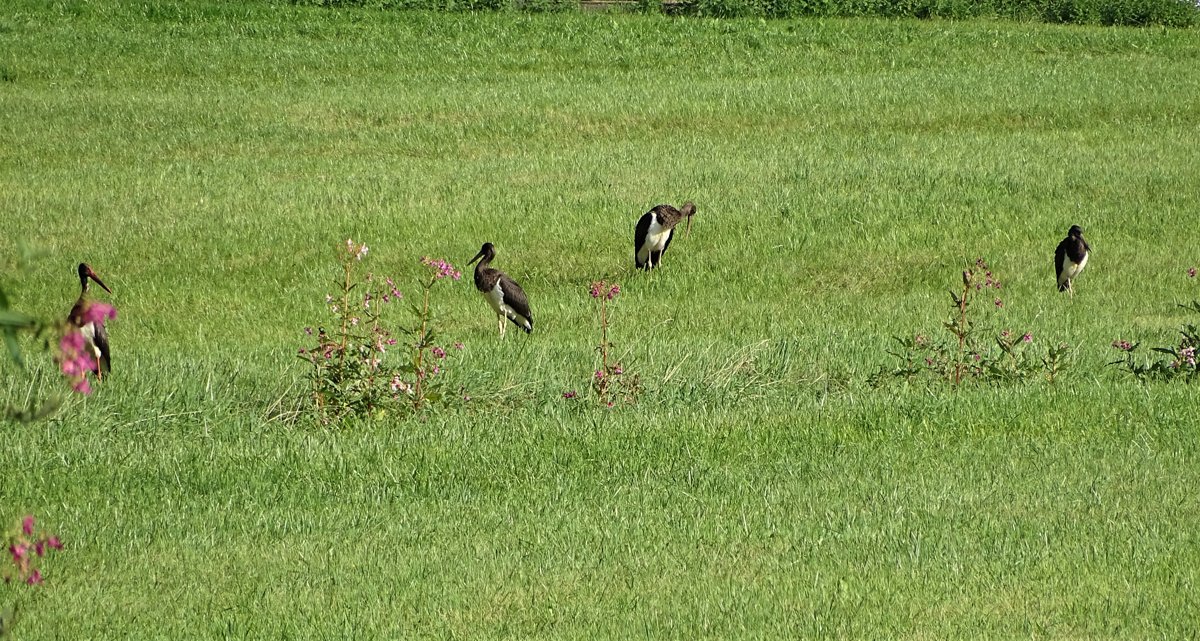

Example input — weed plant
[300,240,462,422]
[588,280,641,407]
[875,258,1069,387]
[1109,279,1199,382]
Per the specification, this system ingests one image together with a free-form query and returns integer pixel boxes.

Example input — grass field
[2,1,1200,637]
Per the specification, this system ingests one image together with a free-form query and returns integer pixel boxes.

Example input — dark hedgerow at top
[289,0,1199,27]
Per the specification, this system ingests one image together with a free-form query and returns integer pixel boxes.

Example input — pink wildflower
[25,569,42,586]
[1022,333,1033,343]
[453,342,464,351]
[58,330,97,394]
[1189,267,1197,278]
[432,346,447,359]
[46,537,62,551]
[81,301,117,325]
[563,391,577,399]
[22,515,35,536]
[422,257,461,280]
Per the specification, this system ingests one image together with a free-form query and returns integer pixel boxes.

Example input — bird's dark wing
[634,211,652,253]
[499,275,533,332]
[94,321,112,374]
[68,298,86,327]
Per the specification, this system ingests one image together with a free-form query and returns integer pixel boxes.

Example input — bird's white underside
[1059,253,1088,286]
[80,322,102,360]
[483,282,531,330]
[636,215,671,265]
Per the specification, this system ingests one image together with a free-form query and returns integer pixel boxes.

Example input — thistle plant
[1,515,63,637]
[874,258,1068,387]
[299,240,463,422]
[588,280,641,407]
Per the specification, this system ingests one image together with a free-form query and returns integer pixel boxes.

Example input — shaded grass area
[2,2,1200,637]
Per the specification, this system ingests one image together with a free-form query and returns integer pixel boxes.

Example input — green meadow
[2,1,1199,637]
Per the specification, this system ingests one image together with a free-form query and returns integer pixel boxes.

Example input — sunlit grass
[1,2,1199,637]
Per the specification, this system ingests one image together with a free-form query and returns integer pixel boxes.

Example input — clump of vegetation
[288,0,1199,26]
[582,280,641,408]
[299,240,463,423]
[2,515,64,637]
[873,258,1069,387]
[1109,269,1198,383]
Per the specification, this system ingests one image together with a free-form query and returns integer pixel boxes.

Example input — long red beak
[88,268,112,294]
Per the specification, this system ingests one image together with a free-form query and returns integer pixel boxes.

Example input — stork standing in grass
[68,262,113,378]
[1055,225,1090,296]
[634,201,696,270]
[468,242,533,337]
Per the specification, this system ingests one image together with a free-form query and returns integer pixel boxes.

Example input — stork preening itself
[1054,225,1090,296]
[67,262,113,378]
[468,242,533,337]
[634,201,696,270]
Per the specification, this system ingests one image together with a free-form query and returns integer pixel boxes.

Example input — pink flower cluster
[382,277,403,303]
[4,515,62,586]
[58,330,97,395]
[589,280,621,300]
[1190,267,1197,279]
[421,257,462,281]
[1111,339,1135,352]
[83,301,117,325]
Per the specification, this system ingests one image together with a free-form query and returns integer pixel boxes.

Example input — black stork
[467,242,533,337]
[67,263,113,378]
[1054,225,1090,296]
[634,201,696,270]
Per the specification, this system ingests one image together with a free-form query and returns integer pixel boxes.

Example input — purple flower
[10,543,28,563]
[432,346,447,359]
[82,301,117,325]
[994,298,1004,308]
[589,281,605,299]
[304,327,313,336]
[1189,267,1197,278]
[1183,346,1196,367]
[453,342,464,351]
[607,284,621,300]
[46,536,63,551]
[22,515,35,536]
[594,369,605,379]
[563,391,577,399]
[26,569,43,586]
[1111,340,1134,352]
[58,330,97,394]
[1022,333,1033,343]
[422,257,461,280]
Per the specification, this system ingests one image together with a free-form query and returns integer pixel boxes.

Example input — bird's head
[468,243,496,266]
[78,263,112,294]
[1067,225,1084,238]
[680,201,697,236]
